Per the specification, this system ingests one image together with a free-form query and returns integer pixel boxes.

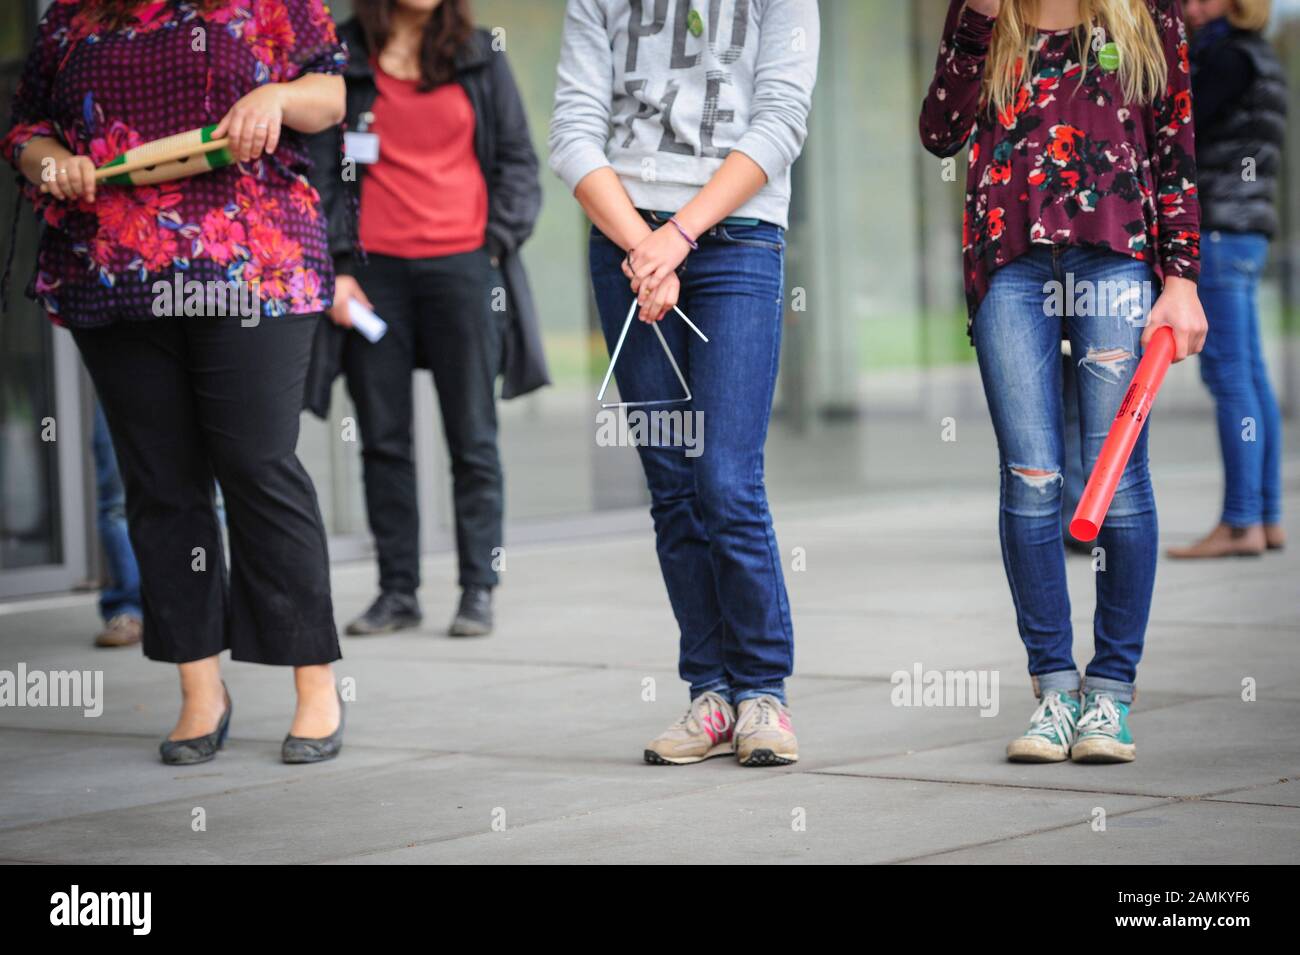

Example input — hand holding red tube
[1070,325,1176,543]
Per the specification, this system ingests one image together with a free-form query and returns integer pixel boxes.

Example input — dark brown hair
[354,0,475,91]
[80,0,228,30]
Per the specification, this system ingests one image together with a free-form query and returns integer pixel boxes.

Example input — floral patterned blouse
[1,0,346,325]
[920,0,1200,332]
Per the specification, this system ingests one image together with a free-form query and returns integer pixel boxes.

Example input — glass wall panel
[0,0,64,573]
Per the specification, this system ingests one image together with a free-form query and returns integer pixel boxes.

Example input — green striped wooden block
[96,124,233,186]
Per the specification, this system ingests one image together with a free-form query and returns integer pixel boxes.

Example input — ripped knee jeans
[972,245,1158,703]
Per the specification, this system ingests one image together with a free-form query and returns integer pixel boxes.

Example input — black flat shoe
[160,683,232,766]
[281,691,345,764]
[345,591,422,635]
[449,585,493,637]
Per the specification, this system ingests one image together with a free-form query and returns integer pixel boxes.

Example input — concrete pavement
[0,413,1297,864]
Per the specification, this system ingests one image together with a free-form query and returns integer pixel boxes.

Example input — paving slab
[818,696,1300,799]
[0,728,422,831]
[347,773,1163,865]
[910,800,1300,865]
[1207,778,1300,809]
[0,752,774,865]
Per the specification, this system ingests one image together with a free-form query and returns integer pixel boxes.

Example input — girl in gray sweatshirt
[548,0,819,768]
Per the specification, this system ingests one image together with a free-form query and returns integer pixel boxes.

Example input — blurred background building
[2,0,1298,599]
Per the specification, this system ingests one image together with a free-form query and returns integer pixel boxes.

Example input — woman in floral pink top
[3,0,349,766]
[920,0,1208,766]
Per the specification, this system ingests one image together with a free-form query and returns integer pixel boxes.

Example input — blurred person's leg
[1242,236,1285,547]
[589,228,730,704]
[91,400,142,647]
[343,254,425,633]
[1170,231,1269,557]
[414,247,505,636]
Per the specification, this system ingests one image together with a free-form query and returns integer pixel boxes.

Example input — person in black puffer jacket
[1170,0,1288,559]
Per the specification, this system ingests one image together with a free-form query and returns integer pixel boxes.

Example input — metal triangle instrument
[596,299,709,409]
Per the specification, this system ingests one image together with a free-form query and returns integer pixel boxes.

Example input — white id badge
[343,131,380,164]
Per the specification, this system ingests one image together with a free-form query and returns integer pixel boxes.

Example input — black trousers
[73,315,340,666]
[345,249,505,593]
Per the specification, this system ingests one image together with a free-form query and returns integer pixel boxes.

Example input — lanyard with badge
[344,110,381,165]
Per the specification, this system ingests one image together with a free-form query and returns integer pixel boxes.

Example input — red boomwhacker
[1069,325,1176,543]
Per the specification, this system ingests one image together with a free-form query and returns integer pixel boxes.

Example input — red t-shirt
[358,64,488,259]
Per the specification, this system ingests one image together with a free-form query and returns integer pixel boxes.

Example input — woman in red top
[309,0,542,639]
[920,0,1208,765]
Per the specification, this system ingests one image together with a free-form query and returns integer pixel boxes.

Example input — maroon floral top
[920,0,1200,332]
[1,0,346,325]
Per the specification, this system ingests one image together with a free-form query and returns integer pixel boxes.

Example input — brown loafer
[1166,523,1266,559]
[94,614,142,648]
[1265,524,1286,551]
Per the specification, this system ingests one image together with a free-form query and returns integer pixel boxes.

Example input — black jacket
[1190,19,1288,238]
[303,19,549,415]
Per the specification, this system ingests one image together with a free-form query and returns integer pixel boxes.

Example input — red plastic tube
[1069,326,1176,543]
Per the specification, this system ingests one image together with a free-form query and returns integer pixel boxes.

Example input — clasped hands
[622,222,695,324]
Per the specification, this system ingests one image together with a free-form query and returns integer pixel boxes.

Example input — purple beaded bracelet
[668,216,699,251]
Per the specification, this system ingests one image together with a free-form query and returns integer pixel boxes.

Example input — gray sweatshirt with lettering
[548,0,820,230]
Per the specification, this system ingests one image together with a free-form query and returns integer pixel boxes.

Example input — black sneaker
[345,592,423,636]
[448,586,493,637]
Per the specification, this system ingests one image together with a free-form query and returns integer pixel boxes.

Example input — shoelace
[681,692,732,735]
[1078,694,1122,735]
[1025,691,1077,742]
[736,695,780,734]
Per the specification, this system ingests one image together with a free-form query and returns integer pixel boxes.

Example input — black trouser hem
[143,629,342,667]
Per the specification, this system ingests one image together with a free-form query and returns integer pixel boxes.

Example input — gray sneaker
[644,691,736,765]
[734,695,798,766]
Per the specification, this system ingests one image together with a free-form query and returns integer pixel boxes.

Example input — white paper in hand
[347,299,388,343]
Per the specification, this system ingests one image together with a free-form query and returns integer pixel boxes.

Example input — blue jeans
[590,218,793,705]
[1197,231,1282,527]
[973,246,1159,703]
[92,402,142,623]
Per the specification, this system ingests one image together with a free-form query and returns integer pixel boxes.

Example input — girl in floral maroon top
[920,0,1208,766]
[922,0,1205,343]
[3,0,350,766]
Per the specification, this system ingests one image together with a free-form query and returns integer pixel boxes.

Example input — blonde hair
[1227,0,1271,32]
[980,0,1168,117]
